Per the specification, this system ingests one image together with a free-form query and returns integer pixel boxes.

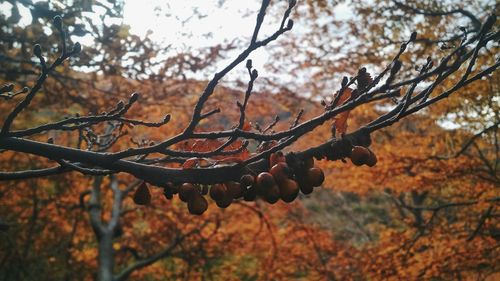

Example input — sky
[121,0,352,85]
[122,0,272,83]
[0,0,352,91]
[123,0,263,48]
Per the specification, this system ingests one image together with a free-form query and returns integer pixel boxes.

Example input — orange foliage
[1,1,499,281]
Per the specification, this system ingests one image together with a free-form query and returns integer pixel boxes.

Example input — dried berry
[256,172,276,192]
[225,181,243,199]
[350,146,370,166]
[188,194,208,215]
[216,193,233,208]
[269,151,286,167]
[306,167,325,187]
[279,179,299,203]
[243,186,257,201]
[298,177,313,195]
[365,148,378,167]
[240,174,255,187]
[209,184,226,201]
[179,183,196,202]
[263,184,280,204]
[269,162,292,183]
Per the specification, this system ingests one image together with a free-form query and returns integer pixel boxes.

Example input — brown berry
[243,186,257,201]
[263,184,280,204]
[269,162,292,183]
[216,193,233,208]
[133,182,151,205]
[225,181,243,199]
[270,151,286,167]
[279,179,299,203]
[163,182,175,200]
[188,194,208,215]
[298,177,313,195]
[307,167,325,187]
[209,184,227,201]
[365,148,377,167]
[256,172,276,192]
[350,146,370,166]
[179,183,196,202]
[240,174,255,187]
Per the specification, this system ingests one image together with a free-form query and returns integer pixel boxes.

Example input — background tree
[268,0,500,279]
[1,0,499,280]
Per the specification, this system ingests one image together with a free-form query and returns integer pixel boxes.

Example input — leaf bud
[130,92,139,103]
[33,44,42,57]
[251,69,258,79]
[72,42,81,54]
[287,19,294,30]
[341,76,348,88]
[410,31,417,42]
[116,101,124,110]
[53,15,63,30]
[246,59,252,69]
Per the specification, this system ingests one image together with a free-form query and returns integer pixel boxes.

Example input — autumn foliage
[0,1,499,281]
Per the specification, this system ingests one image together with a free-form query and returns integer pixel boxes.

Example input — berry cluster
[251,151,324,204]
[133,146,376,216]
[133,152,324,215]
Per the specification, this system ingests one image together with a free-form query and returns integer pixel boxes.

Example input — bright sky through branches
[123,0,262,48]
[0,0,351,92]
[123,0,274,83]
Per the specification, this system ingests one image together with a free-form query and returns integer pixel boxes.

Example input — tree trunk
[97,233,114,281]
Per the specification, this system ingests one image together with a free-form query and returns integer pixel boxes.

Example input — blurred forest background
[0,0,498,280]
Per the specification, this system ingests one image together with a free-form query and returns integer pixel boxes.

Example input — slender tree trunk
[89,176,116,281]
[97,232,114,281]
